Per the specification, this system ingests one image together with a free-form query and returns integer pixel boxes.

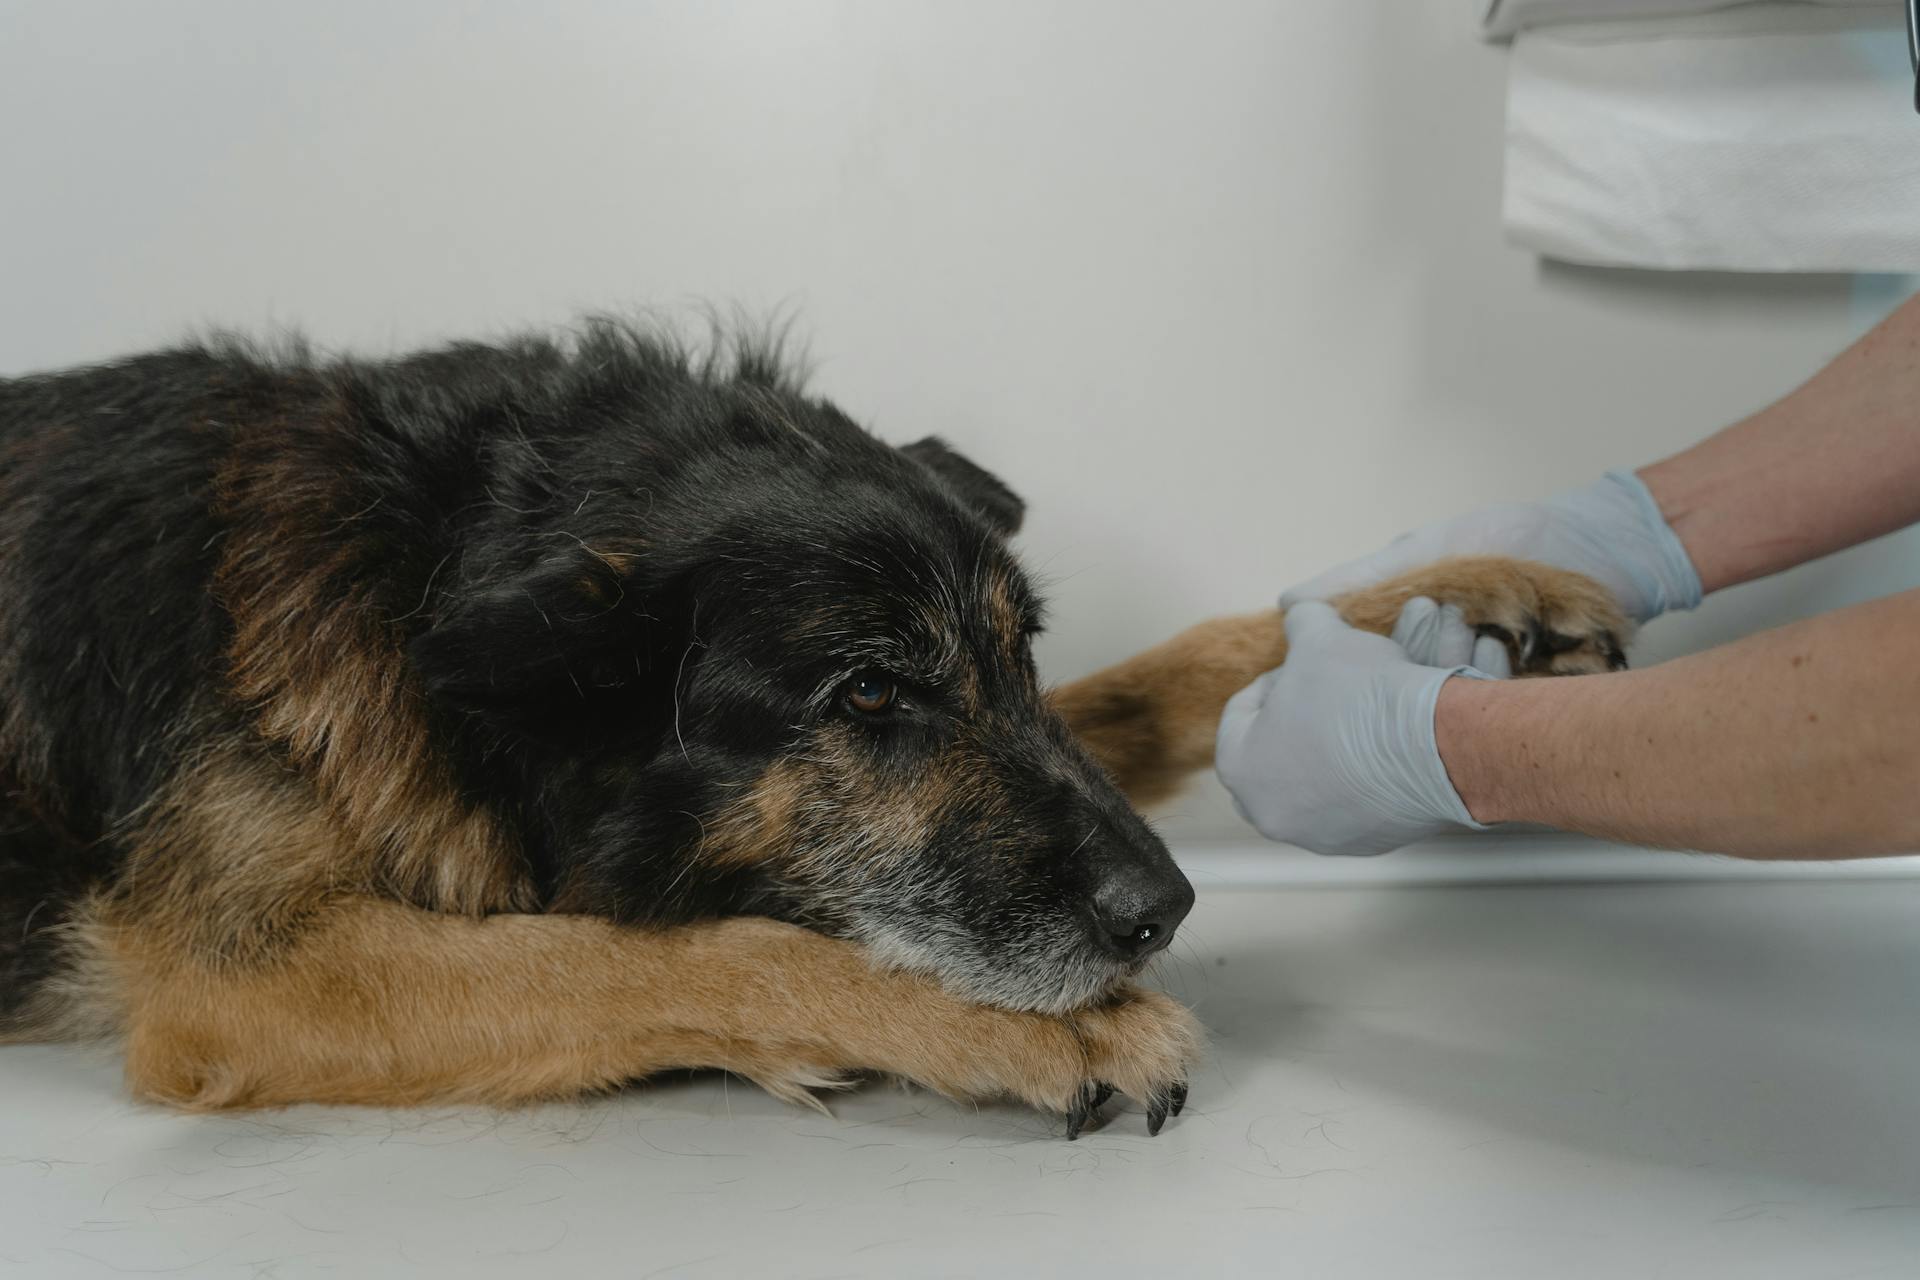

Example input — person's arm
[1436,587,1920,858]
[1640,292,1920,594]
[1285,293,1920,640]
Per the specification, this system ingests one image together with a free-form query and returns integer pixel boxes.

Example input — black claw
[1090,1082,1114,1110]
[1169,1081,1188,1117]
[1602,632,1629,671]
[1065,1082,1096,1141]
[1146,1093,1169,1137]
[1524,619,1550,670]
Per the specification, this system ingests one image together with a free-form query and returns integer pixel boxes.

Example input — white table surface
[4,870,1917,1279]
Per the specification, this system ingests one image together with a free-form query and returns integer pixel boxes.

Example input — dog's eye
[843,672,897,715]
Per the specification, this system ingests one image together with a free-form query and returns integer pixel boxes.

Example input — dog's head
[413,374,1191,1013]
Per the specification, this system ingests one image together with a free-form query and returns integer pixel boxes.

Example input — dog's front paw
[869,979,1201,1137]
[1060,986,1201,1137]
[1337,555,1632,677]
[923,984,1200,1139]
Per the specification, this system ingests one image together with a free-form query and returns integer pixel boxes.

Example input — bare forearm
[1436,589,1920,858]
[1638,293,1920,594]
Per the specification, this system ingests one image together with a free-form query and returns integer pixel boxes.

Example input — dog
[0,320,1629,1137]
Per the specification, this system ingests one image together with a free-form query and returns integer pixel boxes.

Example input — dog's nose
[1090,866,1195,961]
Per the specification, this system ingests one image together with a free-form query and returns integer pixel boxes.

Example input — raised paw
[1335,555,1632,678]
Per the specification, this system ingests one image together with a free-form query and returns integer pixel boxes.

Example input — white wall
[4,2,1912,844]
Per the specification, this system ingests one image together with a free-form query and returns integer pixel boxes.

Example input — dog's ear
[410,547,681,741]
[901,436,1025,536]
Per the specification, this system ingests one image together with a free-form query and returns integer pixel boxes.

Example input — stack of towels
[1485,0,1918,271]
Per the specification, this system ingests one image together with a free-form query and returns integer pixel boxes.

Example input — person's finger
[1221,667,1280,724]
[1215,669,1280,774]
[1389,595,1440,658]
[1394,599,1479,668]
[1469,631,1513,678]
[1431,604,1481,667]
[1281,599,1346,648]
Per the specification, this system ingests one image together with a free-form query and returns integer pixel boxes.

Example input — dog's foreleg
[1052,556,1629,807]
[89,898,1196,1117]
[1051,612,1287,809]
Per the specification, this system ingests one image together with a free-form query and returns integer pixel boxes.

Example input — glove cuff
[1599,470,1705,619]
[1420,667,1489,836]
[1418,668,1493,833]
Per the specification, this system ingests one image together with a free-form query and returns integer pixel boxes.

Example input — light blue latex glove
[1388,595,1515,679]
[1215,602,1491,856]
[1281,470,1703,626]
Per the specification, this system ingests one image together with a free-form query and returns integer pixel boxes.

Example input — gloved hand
[1215,601,1491,856]
[1388,594,1515,679]
[1281,470,1703,626]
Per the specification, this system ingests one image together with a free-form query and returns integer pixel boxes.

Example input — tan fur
[985,567,1028,664]
[574,547,638,603]
[1052,613,1287,809]
[88,897,1197,1112]
[696,757,814,871]
[1054,556,1630,807]
[117,747,372,958]
[214,436,535,917]
[5,890,125,1045]
[13,737,519,1048]
[41,726,1197,1115]
[223,605,533,915]
[695,729,963,876]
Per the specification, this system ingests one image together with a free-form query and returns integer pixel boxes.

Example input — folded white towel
[1502,4,1920,271]
[1485,0,1885,38]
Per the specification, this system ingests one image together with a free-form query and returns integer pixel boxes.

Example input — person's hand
[1215,602,1490,855]
[1386,594,1515,678]
[1281,471,1703,626]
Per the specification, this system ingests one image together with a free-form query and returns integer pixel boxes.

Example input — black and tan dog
[0,322,1628,1135]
